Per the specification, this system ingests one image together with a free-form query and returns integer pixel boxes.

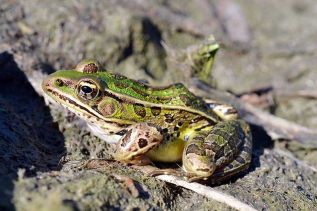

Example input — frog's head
[42,60,132,135]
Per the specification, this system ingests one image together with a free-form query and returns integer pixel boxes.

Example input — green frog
[42,60,252,182]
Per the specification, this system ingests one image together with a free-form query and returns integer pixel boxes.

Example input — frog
[42,60,252,182]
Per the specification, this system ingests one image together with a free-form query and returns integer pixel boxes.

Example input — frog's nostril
[42,80,49,90]
[55,79,64,87]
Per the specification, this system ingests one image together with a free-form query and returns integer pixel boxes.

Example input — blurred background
[0,0,317,210]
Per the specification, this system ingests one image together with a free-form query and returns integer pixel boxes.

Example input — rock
[0,0,317,210]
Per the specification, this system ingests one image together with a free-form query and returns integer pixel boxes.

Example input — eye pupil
[77,79,100,100]
[81,85,93,94]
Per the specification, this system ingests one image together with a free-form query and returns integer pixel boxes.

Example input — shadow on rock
[249,124,274,170]
[0,52,65,210]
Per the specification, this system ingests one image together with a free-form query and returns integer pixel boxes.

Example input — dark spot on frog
[195,124,211,131]
[207,141,222,152]
[115,81,129,89]
[132,86,149,97]
[113,74,127,80]
[55,79,64,87]
[162,128,168,133]
[176,132,180,137]
[242,145,252,154]
[193,136,204,142]
[227,164,234,169]
[120,129,132,147]
[116,129,127,136]
[190,116,205,123]
[81,148,90,156]
[179,94,191,106]
[186,144,205,156]
[150,107,161,116]
[133,104,146,118]
[165,134,171,141]
[164,114,174,123]
[174,83,184,89]
[138,138,148,148]
[227,138,238,150]
[153,138,160,143]
[214,147,225,160]
[235,156,246,164]
[177,121,184,126]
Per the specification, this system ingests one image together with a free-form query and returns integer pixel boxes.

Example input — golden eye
[77,79,100,100]
[75,59,100,73]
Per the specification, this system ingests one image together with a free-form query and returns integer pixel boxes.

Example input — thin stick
[236,85,317,100]
[276,89,317,100]
[156,174,257,211]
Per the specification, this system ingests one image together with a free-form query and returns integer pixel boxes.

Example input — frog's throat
[87,123,122,143]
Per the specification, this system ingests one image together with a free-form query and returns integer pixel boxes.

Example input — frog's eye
[77,79,100,100]
[75,59,100,73]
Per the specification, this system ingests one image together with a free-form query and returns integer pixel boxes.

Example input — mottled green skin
[50,70,207,110]
[42,60,252,181]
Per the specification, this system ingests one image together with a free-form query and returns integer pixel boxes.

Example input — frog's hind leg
[210,123,252,184]
[181,120,252,182]
[206,99,239,120]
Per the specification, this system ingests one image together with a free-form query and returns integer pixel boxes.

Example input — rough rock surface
[0,0,317,210]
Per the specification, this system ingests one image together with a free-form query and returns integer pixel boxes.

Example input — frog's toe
[148,168,182,177]
[184,174,209,182]
[182,142,216,178]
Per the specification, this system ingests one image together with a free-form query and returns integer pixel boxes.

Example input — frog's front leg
[113,123,164,165]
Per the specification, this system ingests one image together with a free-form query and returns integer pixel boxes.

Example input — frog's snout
[42,76,53,92]
[42,75,69,92]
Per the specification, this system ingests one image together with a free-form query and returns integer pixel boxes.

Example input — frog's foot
[147,168,183,177]
[181,135,216,180]
[126,156,153,166]
[113,123,164,164]
[147,168,209,182]
[205,99,239,120]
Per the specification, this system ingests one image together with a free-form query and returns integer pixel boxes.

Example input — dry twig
[131,165,256,211]
[237,85,317,102]
[156,174,257,211]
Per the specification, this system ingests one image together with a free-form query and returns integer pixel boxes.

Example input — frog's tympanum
[42,60,252,182]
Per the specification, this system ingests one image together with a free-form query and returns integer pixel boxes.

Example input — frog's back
[103,72,208,112]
